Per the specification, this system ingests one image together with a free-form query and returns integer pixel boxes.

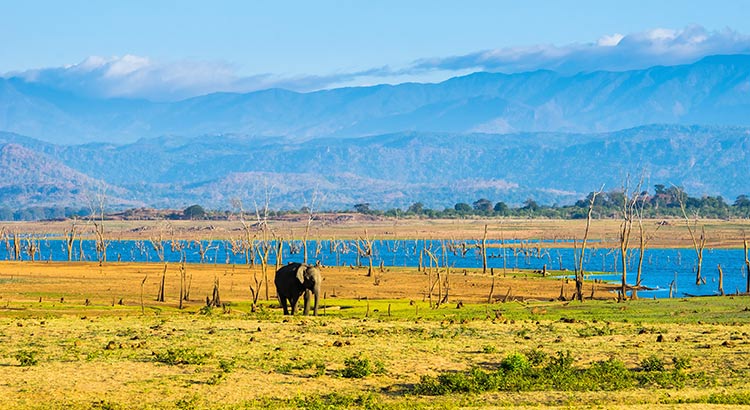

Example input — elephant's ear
[296,264,306,284]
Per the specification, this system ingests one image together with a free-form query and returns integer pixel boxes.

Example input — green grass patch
[312,296,750,325]
[14,349,39,366]
[414,350,693,395]
[153,347,210,365]
[341,355,386,378]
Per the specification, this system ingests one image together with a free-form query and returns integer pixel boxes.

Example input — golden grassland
[1,260,750,409]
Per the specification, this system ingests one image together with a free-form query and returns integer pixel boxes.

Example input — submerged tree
[618,177,642,300]
[575,186,603,302]
[677,186,707,285]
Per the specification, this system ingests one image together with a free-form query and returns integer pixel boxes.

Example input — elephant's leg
[289,294,300,315]
[303,289,311,315]
[313,289,319,316]
[278,293,289,315]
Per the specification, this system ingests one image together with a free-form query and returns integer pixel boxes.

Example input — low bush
[154,348,209,365]
[640,355,665,372]
[341,355,385,378]
[15,350,39,367]
[414,351,691,395]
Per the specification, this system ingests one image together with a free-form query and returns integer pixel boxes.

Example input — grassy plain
[1,261,750,409]
[1,218,750,409]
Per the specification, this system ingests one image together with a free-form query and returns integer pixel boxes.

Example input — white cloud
[411,25,750,74]
[597,33,624,47]
[7,55,267,101]
[3,24,749,101]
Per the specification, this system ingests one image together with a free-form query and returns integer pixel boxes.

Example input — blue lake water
[6,238,748,298]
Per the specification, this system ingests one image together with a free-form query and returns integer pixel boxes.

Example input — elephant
[274,262,322,316]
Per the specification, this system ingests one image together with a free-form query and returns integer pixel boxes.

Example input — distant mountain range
[1,55,749,214]
[1,54,750,145]
[0,124,747,212]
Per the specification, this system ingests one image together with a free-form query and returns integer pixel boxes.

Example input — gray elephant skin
[274,262,321,315]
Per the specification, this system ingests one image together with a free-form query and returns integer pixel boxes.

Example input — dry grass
[1,261,750,408]
[1,306,749,409]
[6,217,750,247]
[0,261,615,312]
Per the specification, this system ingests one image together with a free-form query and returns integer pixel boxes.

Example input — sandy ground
[4,216,750,248]
[0,261,617,310]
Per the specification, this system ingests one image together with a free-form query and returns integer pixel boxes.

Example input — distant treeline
[2,185,749,221]
[357,185,750,219]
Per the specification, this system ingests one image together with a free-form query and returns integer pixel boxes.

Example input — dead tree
[209,277,221,307]
[618,178,641,300]
[65,220,79,262]
[302,190,317,265]
[424,248,442,307]
[253,190,275,301]
[178,261,187,309]
[632,192,663,299]
[156,263,167,302]
[89,189,109,266]
[717,264,725,296]
[11,231,21,261]
[576,187,603,302]
[356,229,375,277]
[149,223,167,264]
[677,187,706,285]
[26,238,38,262]
[194,238,214,264]
[1,228,11,260]
[487,269,496,303]
[440,240,450,304]
[274,238,284,280]
[744,233,750,294]
[480,224,488,274]
[140,274,147,314]
[172,240,189,308]
[233,198,261,305]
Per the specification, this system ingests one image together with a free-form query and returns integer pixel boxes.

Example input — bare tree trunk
[441,241,450,304]
[618,177,640,300]
[179,261,185,309]
[66,221,78,262]
[210,277,221,307]
[27,239,37,262]
[424,248,441,307]
[13,231,21,261]
[633,206,662,300]
[358,230,374,277]
[744,236,750,294]
[1,228,11,260]
[481,224,488,274]
[487,268,495,303]
[678,189,707,285]
[717,264,725,296]
[302,190,317,265]
[156,263,167,302]
[140,275,147,314]
[576,188,602,301]
[89,188,109,266]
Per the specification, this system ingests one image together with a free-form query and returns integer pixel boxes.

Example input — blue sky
[3,0,749,99]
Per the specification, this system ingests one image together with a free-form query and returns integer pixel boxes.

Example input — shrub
[705,392,750,405]
[15,350,38,367]
[672,356,691,370]
[523,348,548,366]
[640,355,665,372]
[500,352,531,373]
[481,345,497,354]
[154,348,209,365]
[584,358,634,390]
[341,355,385,378]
